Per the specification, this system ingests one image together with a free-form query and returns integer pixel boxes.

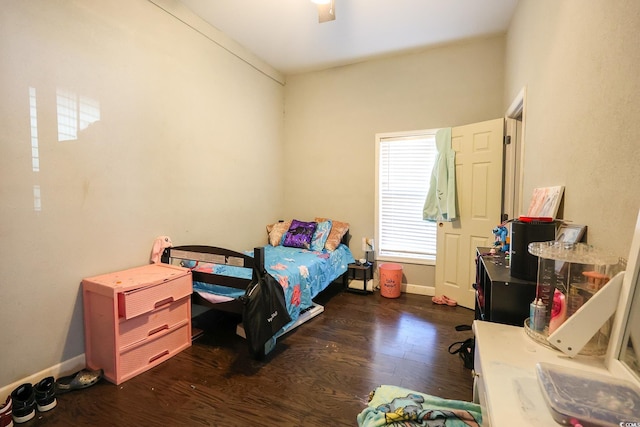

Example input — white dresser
[472,320,614,426]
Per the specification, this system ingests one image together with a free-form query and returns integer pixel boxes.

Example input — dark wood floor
[35,284,475,426]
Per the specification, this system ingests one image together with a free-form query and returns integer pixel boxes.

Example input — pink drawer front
[117,273,191,319]
[115,322,191,385]
[118,297,190,349]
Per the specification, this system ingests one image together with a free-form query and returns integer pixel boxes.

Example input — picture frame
[526,186,565,218]
[556,223,587,244]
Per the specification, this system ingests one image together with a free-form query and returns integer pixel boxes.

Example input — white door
[435,118,504,309]
[503,117,524,220]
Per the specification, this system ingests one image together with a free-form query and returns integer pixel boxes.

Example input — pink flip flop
[443,295,457,306]
[432,295,457,306]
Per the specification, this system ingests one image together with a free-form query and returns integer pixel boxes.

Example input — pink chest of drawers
[82,263,192,385]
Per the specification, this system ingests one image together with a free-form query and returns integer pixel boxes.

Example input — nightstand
[346,262,374,294]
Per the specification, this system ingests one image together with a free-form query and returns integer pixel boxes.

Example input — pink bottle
[548,288,567,334]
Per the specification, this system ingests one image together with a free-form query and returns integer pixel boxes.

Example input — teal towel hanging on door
[423,127,457,222]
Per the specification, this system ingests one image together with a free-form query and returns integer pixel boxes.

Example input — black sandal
[55,369,103,394]
[448,338,475,369]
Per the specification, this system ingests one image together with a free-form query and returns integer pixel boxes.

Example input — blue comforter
[192,244,354,326]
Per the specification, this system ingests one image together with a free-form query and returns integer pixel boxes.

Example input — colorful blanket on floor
[357,385,482,427]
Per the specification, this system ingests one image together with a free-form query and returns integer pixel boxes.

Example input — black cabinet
[475,247,537,327]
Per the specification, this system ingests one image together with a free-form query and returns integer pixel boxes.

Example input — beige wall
[5,0,638,393]
[0,0,284,388]
[505,0,640,258]
[283,36,505,289]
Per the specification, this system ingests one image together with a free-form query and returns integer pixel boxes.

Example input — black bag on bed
[241,263,291,359]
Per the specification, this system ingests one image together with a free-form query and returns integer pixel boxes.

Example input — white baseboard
[0,354,86,398]
[405,283,435,296]
[349,279,435,297]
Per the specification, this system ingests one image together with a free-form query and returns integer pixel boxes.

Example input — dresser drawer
[83,263,192,385]
[117,322,191,384]
[118,296,190,349]
[117,273,191,319]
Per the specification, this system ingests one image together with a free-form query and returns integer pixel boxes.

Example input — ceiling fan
[311,0,335,23]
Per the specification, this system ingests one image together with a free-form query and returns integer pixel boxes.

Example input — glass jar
[525,241,625,355]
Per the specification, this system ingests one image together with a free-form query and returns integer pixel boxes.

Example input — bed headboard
[341,230,350,247]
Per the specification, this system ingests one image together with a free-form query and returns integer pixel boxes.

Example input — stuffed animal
[492,225,509,253]
[150,236,172,264]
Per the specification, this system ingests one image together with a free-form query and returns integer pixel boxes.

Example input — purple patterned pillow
[283,219,318,249]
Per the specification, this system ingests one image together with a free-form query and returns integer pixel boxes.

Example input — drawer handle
[154,297,174,308]
[148,324,169,336]
[149,350,169,364]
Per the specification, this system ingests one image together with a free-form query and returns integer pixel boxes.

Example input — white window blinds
[376,131,438,263]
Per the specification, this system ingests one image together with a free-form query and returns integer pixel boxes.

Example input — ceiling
[176,0,520,75]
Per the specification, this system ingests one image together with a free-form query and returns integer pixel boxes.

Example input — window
[375,130,438,264]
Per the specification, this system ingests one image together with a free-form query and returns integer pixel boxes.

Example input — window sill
[376,255,435,267]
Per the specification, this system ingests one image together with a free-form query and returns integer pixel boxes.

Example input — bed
[160,218,355,357]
